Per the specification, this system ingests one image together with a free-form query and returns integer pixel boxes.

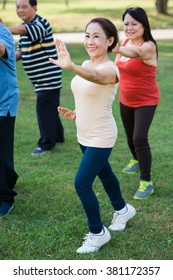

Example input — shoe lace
[127,159,138,168]
[82,233,94,246]
[138,181,151,192]
[111,213,125,225]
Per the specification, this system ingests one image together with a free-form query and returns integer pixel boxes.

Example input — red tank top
[115,41,160,107]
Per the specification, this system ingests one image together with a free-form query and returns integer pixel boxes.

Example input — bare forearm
[9,24,28,35]
[49,39,116,84]
[117,46,140,58]
[68,63,106,85]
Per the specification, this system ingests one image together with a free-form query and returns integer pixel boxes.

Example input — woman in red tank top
[114,7,160,200]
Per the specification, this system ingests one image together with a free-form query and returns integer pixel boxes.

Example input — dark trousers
[36,89,64,150]
[0,114,18,204]
[120,103,157,181]
[74,144,125,234]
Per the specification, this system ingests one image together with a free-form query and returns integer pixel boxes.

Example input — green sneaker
[122,159,139,174]
[133,181,154,200]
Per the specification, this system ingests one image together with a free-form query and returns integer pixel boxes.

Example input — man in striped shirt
[10,0,64,155]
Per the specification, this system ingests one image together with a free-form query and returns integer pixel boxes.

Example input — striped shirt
[17,15,62,92]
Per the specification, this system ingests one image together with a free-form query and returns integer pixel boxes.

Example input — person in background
[10,0,64,155]
[49,17,136,254]
[0,20,19,216]
[114,7,160,199]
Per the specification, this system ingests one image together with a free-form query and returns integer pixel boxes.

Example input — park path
[53,29,173,43]
[13,29,173,43]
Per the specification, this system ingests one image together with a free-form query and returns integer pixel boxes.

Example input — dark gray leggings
[120,103,157,181]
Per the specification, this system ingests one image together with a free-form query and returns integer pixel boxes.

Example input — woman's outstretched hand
[58,106,76,120]
[49,39,73,69]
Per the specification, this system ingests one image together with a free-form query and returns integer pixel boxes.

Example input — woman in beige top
[49,17,136,254]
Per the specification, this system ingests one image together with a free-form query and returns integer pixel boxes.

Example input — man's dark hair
[29,0,37,6]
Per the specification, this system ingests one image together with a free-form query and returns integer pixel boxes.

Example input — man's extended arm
[9,24,28,35]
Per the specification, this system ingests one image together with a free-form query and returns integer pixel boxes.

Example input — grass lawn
[0,40,172,260]
[1,0,173,32]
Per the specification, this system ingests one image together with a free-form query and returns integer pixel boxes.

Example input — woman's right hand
[49,39,73,70]
[112,43,120,53]
[57,106,76,120]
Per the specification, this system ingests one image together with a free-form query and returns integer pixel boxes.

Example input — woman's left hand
[58,106,76,120]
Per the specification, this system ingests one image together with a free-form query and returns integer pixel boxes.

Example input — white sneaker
[76,226,111,254]
[108,204,136,231]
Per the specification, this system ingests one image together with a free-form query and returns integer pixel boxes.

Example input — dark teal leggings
[74,144,125,234]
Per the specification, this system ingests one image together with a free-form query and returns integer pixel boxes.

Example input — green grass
[1,0,173,32]
[0,40,173,260]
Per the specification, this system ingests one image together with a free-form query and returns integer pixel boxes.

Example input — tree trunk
[2,0,7,9]
[65,0,69,7]
[156,0,169,14]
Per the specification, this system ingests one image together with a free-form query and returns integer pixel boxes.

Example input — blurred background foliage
[1,0,173,32]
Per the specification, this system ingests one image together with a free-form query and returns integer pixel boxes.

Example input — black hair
[29,0,37,6]
[122,7,158,57]
[85,17,119,53]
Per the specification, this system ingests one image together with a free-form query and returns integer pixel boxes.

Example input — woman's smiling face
[123,13,144,41]
[84,22,111,60]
